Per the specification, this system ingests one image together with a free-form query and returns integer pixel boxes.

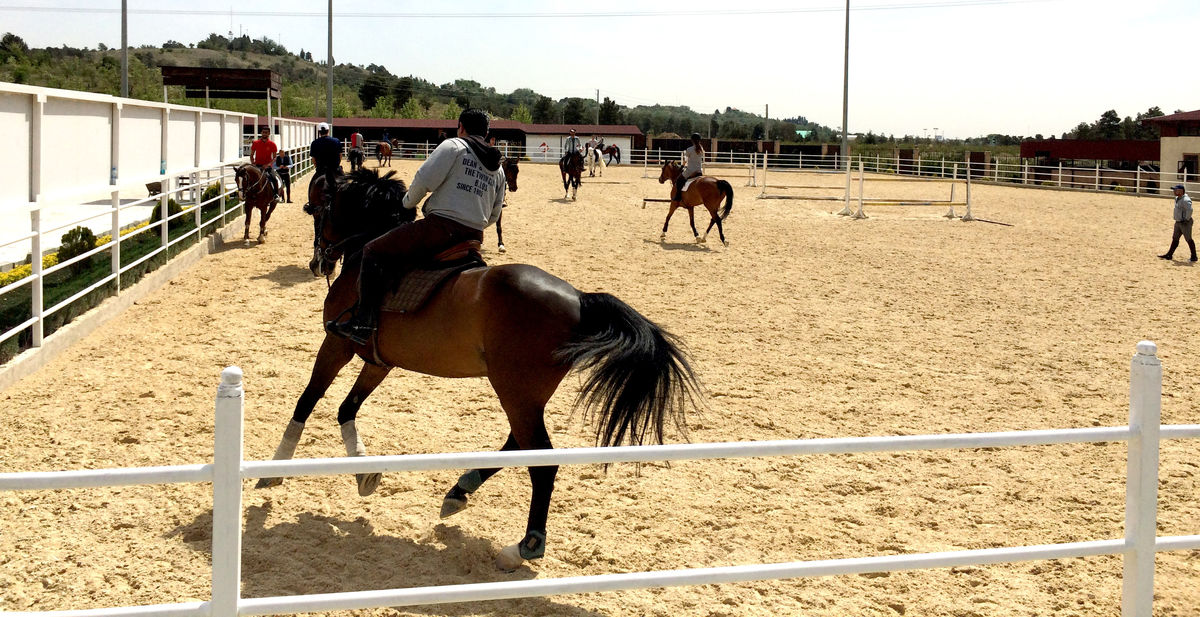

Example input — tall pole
[764,104,769,140]
[595,89,600,124]
[840,0,850,170]
[326,0,333,126]
[120,0,128,98]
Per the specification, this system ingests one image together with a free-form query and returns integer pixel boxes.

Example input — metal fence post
[30,209,43,347]
[212,366,245,617]
[1121,341,1161,617]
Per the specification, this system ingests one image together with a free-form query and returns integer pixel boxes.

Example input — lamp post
[326,0,333,126]
[840,0,850,170]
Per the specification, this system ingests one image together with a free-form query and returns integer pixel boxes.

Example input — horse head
[311,168,411,277]
[502,158,520,193]
[658,161,680,184]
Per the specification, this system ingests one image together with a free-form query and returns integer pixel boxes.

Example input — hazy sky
[2,0,1197,138]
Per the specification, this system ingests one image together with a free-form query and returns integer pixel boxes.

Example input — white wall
[42,97,111,200]
[119,104,164,185]
[1160,136,1200,177]
[0,92,32,204]
[523,133,633,163]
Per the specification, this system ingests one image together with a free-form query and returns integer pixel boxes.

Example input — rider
[675,132,705,203]
[310,122,342,205]
[350,130,364,150]
[561,129,581,165]
[273,149,293,203]
[327,108,506,345]
[249,126,281,205]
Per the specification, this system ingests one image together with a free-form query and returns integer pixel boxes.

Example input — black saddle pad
[380,254,486,314]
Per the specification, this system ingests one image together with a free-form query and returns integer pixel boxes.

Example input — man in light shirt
[1158,184,1196,262]
[327,109,506,345]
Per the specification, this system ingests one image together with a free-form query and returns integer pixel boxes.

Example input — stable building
[1142,110,1200,179]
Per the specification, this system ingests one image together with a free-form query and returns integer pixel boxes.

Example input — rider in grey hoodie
[327,109,505,345]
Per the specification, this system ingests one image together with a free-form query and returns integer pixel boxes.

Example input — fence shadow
[168,502,610,617]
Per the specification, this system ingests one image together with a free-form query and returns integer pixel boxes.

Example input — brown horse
[304,169,342,277]
[602,144,621,165]
[376,141,392,167]
[658,161,734,246]
[260,167,701,571]
[495,157,519,253]
[233,164,278,243]
[559,150,584,200]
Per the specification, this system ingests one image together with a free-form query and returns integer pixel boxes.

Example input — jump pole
[945,164,960,218]
[836,157,854,216]
[759,152,769,198]
[962,168,975,221]
[852,159,868,219]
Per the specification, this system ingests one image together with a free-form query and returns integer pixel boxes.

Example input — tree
[397,98,425,119]
[511,103,533,124]
[358,74,389,110]
[532,96,555,123]
[369,95,396,118]
[391,76,414,110]
[442,101,463,120]
[562,98,588,124]
[1095,109,1121,139]
[1,33,29,62]
[598,97,622,124]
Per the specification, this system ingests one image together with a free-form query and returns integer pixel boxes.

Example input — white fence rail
[0,81,317,361]
[1,342,1197,616]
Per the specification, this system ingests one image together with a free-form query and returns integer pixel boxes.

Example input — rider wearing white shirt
[675,132,705,201]
[562,129,581,160]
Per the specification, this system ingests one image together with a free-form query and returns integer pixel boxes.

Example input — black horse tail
[555,292,701,448]
[716,180,734,220]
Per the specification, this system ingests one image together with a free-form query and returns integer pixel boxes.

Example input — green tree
[397,97,425,119]
[562,98,588,124]
[369,95,396,118]
[532,96,555,123]
[442,100,463,120]
[1095,109,1121,139]
[511,103,532,124]
[391,76,414,110]
[358,74,389,110]
[598,97,622,124]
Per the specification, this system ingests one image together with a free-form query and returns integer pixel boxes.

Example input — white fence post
[212,366,245,617]
[852,159,867,219]
[1121,341,1161,617]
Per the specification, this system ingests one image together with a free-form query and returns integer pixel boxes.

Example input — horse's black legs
[256,334,356,489]
[660,204,679,240]
[337,362,392,496]
[705,216,728,246]
[496,211,506,253]
[687,207,699,239]
[440,433,518,518]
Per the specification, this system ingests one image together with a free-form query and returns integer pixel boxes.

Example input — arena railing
[0,342,1196,617]
[0,82,317,363]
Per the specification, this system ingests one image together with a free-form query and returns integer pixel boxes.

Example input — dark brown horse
[495,157,519,253]
[602,144,621,165]
[658,161,734,246]
[305,169,342,277]
[233,164,278,243]
[375,141,392,167]
[559,150,584,200]
[262,168,701,571]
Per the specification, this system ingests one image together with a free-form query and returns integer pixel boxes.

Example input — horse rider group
[249,126,284,206]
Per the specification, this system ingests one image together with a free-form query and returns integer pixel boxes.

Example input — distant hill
[0,31,834,141]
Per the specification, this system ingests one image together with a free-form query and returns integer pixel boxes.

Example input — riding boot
[326,263,386,345]
[674,177,684,203]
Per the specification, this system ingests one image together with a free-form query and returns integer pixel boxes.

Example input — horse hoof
[254,477,283,489]
[723,240,730,247]
[257,236,266,244]
[695,236,705,244]
[498,244,506,253]
[659,233,666,242]
[357,472,381,497]
[440,496,469,518]
[496,543,525,571]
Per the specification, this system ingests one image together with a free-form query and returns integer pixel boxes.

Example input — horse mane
[334,168,413,233]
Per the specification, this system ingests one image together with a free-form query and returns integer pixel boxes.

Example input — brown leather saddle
[380,240,486,314]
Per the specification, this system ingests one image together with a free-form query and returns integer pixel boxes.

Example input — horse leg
[496,211,506,253]
[687,207,701,243]
[561,172,569,199]
[440,432,517,518]
[258,202,277,243]
[661,204,679,241]
[256,334,356,489]
[336,362,392,496]
[488,373,560,571]
[243,203,253,242]
[714,216,728,247]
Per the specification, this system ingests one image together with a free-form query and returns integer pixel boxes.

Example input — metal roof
[1141,110,1200,124]
[246,116,643,136]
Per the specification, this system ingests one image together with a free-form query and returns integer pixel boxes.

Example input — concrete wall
[1159,136,1200,176]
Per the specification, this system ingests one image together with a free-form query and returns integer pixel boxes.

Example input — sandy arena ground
[1,159,1197,616]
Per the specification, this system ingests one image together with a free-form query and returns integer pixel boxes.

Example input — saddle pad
[380,258,485,315]
[682,177,699,192]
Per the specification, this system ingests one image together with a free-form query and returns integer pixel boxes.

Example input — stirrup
[325,319,374,345]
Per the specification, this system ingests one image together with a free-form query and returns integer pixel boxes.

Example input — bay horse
[375,141,392,167]
[658,161,734,246]
[495,157,519,253]
[348,148,365,172]
[233,164,278,244]
[602,144,621,165]
[559,150,584,200]
[261,167,701,571]
[304,169,341,277]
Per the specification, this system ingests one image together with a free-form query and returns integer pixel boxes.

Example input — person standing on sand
[1159,184,1197,262]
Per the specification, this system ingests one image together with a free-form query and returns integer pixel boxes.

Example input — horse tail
[555,292,701,448]
[715,179,734,220]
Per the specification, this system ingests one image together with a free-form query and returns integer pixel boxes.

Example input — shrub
[202,182,222,204]
[57,226,97,276]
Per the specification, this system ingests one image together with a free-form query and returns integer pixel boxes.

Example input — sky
[1,0,1197,139]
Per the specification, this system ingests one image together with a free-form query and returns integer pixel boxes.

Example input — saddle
[379,240,486,314]
[681,177,700,192]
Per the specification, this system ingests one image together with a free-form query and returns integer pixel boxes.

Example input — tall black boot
[326,264,386,345]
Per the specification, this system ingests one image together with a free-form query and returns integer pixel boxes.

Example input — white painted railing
[0,81,318,359]
[1,342,1197,616]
